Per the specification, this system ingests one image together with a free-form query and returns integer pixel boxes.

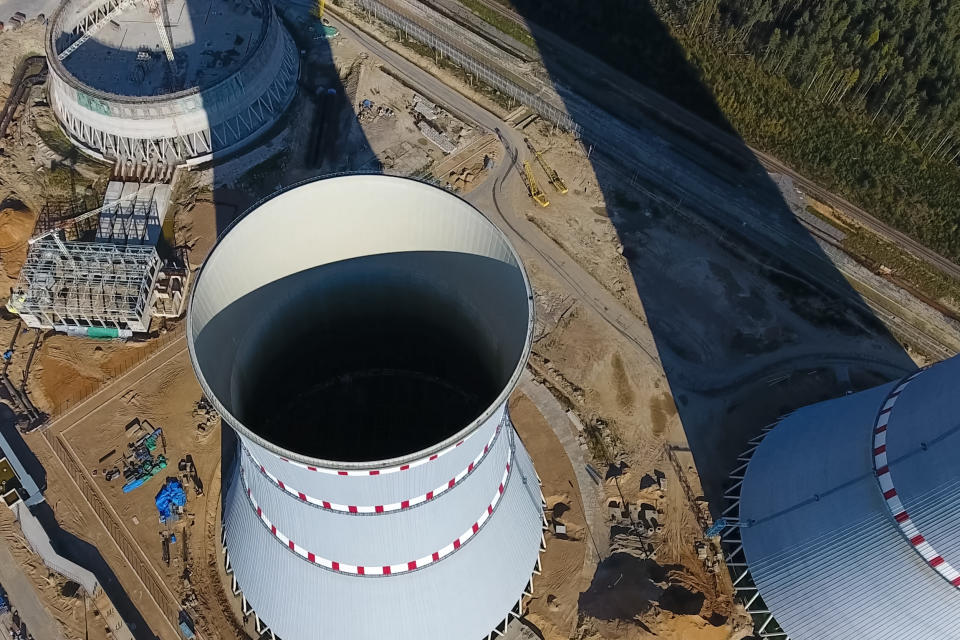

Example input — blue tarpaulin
[155,480,187,521]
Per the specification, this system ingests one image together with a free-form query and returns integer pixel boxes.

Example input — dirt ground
[0,508,109,640]
[509,393,587,640]
[25,341,239,640]
[0,7,822,640]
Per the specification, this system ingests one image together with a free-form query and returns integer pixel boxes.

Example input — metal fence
[352,0,581,133]
[49,324,186,418]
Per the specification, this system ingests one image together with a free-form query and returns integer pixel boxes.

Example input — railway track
[754,150,960,281]
[459,0,960,283]
[0,55,47,141]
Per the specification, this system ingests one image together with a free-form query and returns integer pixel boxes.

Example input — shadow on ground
[0,404,46,493]
[31,501,155,640]
[506,0,916,504]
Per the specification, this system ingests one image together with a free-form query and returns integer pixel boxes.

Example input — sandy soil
[28,341,239,640]
[509,393,587,640]
[0,509,109,640]
[0,8,748,640]
[0,21,44,85]
[0,200,34,288]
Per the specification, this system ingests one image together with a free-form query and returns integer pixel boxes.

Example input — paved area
[0,533,65,640]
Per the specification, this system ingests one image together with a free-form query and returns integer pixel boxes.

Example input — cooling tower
[720,355,960,640]
[187,175,545,640]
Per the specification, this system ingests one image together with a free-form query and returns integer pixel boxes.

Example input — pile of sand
[0,199,36,282]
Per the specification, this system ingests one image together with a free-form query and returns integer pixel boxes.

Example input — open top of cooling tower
[187,175,534,467]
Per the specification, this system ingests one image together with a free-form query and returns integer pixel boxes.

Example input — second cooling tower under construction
[187,176,545,639]
[721,354,960,640]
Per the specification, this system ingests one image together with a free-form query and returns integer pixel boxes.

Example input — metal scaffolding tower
[9,238,161,332]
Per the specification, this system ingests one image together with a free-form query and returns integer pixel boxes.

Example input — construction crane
[145,0,178,75]
[58,0,137,61]
[522,161,549,207]
[59,0,177,77]
[525,138,567,194]
[26,184,155,256]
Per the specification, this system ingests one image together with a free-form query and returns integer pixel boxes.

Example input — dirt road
[0,534,66,640]
[327,13,664,372]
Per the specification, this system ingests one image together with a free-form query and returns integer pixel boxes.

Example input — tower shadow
[502,0,917,505]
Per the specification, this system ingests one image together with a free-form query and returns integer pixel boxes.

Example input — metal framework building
[719,355,960,639]
[45,0,299,176]
[187,176,546,640]
[9,238,161,333]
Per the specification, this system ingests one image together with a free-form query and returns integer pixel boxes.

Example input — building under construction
[9,238,161,335]
[46,0,299,176]
[8,179,187,335]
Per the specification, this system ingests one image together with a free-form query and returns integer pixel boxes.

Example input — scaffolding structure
[10,238,161,332]
[718,418,791,640]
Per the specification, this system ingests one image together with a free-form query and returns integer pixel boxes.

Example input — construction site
[0,0,958,640]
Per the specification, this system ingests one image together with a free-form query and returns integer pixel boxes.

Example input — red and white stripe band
[240,445,515,576]
[872,368,960,587]
[273,413,506,476]
[244,424,503,514]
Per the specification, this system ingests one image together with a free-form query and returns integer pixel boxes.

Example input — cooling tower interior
[189,174,532,464]
[187,176,545,640]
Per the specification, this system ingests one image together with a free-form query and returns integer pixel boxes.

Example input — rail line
[460,0,960,283]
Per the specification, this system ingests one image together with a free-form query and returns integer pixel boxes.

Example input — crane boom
[522,161,549,207]
[525,138,568,194]
[58,0,137,61]
[146,0,177,72]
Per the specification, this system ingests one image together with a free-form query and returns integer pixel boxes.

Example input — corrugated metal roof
[238,417,515,564]
[740,356,960,640]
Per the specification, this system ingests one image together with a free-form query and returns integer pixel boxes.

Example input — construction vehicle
[525,138,567,194]
[122,454,166,493]
[522,161,550,207]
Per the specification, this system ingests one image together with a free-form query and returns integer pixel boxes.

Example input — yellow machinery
[525,138,567,194]
[522,161,550,207]
[314,0,325,18]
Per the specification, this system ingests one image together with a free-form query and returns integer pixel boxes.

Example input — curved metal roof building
[46,0,298,177]
[187,176,546,640]
[721,355,960,640]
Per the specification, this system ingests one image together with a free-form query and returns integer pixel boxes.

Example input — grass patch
[804,207,960,313]
[842,227,960,313]
[458,0,536,49]
[36,126,75,157]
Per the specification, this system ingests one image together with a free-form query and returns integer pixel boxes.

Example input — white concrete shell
[46,0,299,175]
[187,176,545,639]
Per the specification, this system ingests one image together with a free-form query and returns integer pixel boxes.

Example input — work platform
[97,181,170,246]
[9,239,161,334]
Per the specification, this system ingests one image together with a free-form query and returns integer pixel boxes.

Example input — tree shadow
[503,0,918,506]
